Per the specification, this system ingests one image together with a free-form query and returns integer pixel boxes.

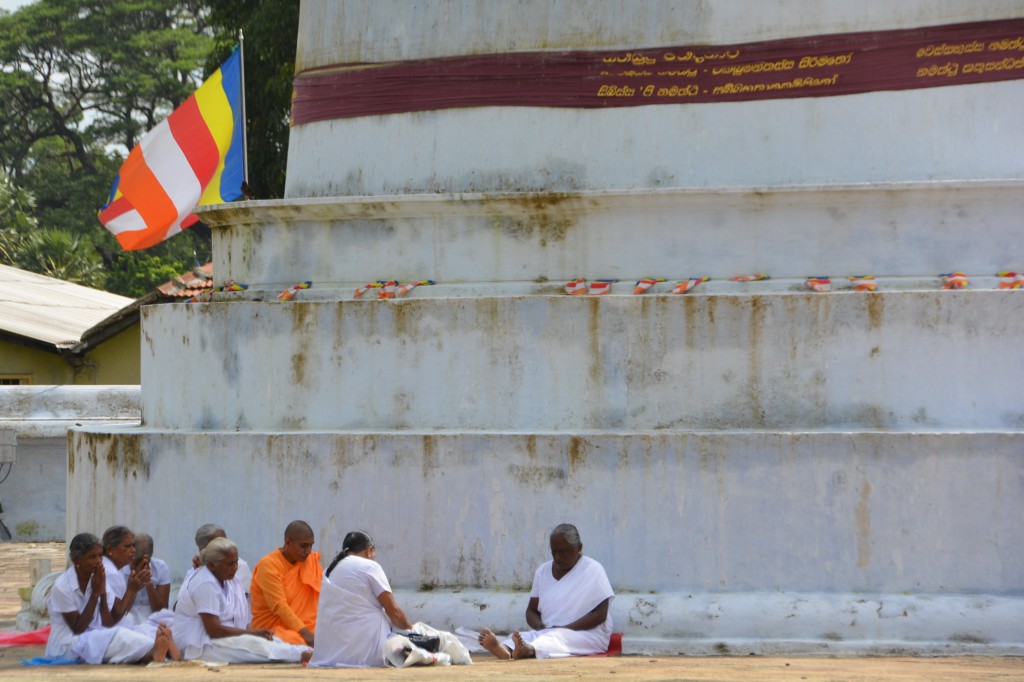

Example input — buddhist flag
[806,276,831,292]
[670,277,709,294]
[99,50,244,250]
[633,278,665,295]
[587,279,617,295]
[565,278,587,295]
[941,272,969,290]
[997,271,1024,289]
[848,275,877,292]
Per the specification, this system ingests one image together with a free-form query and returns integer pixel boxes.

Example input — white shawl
[532,556,614,630]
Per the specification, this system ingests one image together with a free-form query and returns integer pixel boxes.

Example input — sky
[0,0,31,12]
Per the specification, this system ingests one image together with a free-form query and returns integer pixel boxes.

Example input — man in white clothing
[189,524,253,599]
[124,533,172,624]
[479,523,615,660]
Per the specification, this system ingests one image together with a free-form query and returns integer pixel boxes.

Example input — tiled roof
[156,262,213,298]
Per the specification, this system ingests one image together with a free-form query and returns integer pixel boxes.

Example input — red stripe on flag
[167,95,220,186]
[116,146,178,235]
[98,196,134,223]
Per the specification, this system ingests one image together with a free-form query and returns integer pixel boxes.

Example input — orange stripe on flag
[115,146,178,239]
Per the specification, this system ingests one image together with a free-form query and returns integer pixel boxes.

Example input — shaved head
[285,520,313,541]
[281,520,315,564]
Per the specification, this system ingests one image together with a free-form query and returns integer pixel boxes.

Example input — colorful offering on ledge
[806,277,831,292]
[588,279,618,296]
[353,281,387,298]
[633,278,665,294]
[997,271,1023,289]
[394,280,437,297]
[670,277,709,294]
[848,275,877,292]
[941,272,969,290]
[565,278,587,295]
[279,281,313,301]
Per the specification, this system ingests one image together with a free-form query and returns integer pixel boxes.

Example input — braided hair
[325,530,374,578]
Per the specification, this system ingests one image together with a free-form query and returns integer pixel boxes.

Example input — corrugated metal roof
[0,263,133,347]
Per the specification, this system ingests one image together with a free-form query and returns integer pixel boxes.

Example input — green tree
[0,1,299,294]
[206,0,299,198]
[0,0,214,294]
[102,253,185,297]
[17,227,104,286]
[0,172,36,264]
[0,0,212,176]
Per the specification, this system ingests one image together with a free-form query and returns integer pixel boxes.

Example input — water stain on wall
[867,293,885,330]
[587,298,603,385]
[508,463,566,487]
[78,433,150,480]
[567,436,589,475]
[291,352,306,385]
[422,434,437,476]
[747,297,765,426]
[856,479,872,569]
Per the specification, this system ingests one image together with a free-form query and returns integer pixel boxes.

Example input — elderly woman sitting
[46,532,180,664]
[172,537,312,664]
[99,526,152,628]
[479,523,615,660]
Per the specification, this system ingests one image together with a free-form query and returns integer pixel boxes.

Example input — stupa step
[143,290,1021,431]
[201,182,1023,289]
[69,428,1023,599]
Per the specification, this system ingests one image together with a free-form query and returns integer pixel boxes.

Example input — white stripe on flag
[138,119,203,225]
[102,207,146,236]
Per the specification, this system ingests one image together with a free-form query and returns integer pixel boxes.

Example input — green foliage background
[0,0,299,296]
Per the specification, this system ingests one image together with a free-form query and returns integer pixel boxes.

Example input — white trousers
[501,627,609,659]
[72,626,154,664]
[188,634,307,663]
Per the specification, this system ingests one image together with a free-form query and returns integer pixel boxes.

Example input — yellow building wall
[0,325,140,385]
[88,326,141,384]
[0,341,74,384]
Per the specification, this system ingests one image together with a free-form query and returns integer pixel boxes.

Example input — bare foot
[161,625,182,661]
[301,648,314,666]
[478,627,511,660]
[151,628,170,663]
[511,631,536,660]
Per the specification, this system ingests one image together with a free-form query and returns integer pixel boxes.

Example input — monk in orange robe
[250,520,323,646]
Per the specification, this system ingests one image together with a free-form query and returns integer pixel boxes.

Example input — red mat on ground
[586,632,622,657]
[0,626,50,647]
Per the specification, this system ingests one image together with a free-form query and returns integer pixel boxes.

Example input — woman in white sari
[172,537,311,664]
[99,526,152,630]
[479,523,615,660]
[307,531,414,668]
[46,533,179,664]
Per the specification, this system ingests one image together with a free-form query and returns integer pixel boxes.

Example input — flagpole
[238,28,250,186]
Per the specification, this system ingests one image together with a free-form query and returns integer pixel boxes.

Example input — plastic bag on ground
[382,622,472,667]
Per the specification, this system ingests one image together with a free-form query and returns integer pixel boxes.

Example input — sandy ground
[1,543,1021,680]
[0,542,65,631]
